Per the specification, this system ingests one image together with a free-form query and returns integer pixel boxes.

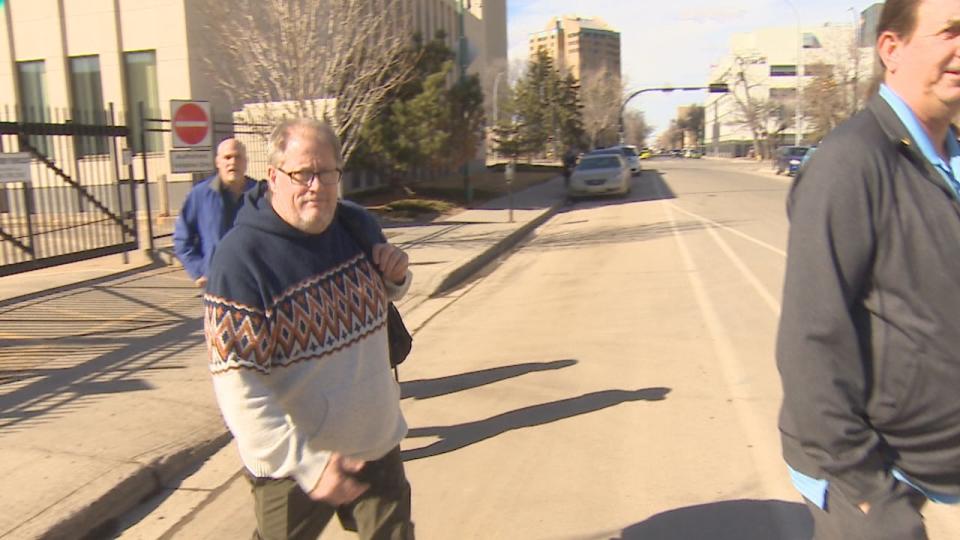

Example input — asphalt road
[113,159,960,539]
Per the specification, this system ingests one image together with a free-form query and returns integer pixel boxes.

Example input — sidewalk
[0,176,566,540]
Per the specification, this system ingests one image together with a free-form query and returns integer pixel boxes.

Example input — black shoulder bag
[336,204,413,370]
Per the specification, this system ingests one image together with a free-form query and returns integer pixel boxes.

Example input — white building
[704,15,875,158]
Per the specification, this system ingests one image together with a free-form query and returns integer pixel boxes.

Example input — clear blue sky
[507,0,882,137]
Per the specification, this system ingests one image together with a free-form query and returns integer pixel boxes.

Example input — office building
[528,15,621,82]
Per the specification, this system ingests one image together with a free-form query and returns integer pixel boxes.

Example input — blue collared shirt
[788,86,960,508]
[879,84,960,197]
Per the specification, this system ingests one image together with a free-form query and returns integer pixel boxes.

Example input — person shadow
[400,359,578,400]
[616,499,813,540]
[402,387,670,461]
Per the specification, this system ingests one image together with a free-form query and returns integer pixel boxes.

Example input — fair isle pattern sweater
[203,193,409,493]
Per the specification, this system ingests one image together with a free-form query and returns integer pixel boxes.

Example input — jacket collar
[209,175,257,196]
[867,92,957,197]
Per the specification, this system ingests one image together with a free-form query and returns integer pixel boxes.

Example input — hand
[858,501,871,515]
[195,276,208,289]
[372,243,409,285]
[308,453,369,505]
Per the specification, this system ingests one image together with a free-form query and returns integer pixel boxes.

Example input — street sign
[0,152,32,183]
[170,148,214,173]
[170,100,212,148]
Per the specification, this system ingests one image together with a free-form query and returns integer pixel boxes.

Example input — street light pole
[784,0,802,146]
[619,84,729,145]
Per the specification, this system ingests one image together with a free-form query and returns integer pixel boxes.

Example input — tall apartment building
[0,0,505,197]
[703,12,876,157]
[528,15,621,82]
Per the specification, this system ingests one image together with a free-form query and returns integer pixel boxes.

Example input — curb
[430,200,564,297]
[40,432,232,540]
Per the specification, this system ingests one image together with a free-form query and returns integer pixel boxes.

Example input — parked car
[798,146,817,174]
[568,154,631,198]
[587,145,641,175]
[684,148,702,159]
[774,145,811,176]
[639,148,653,160]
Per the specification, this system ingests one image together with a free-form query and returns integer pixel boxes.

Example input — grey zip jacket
[777,93,960,506]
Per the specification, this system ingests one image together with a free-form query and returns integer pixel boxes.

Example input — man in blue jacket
[173,138,258,288]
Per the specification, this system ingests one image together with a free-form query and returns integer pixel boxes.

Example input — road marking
[656,183,790,505]
[668,202,786,257]
[702,224,782,315]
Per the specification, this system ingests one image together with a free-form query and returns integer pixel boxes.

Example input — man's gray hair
[268,118,343,168]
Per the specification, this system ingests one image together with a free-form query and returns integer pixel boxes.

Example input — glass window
[770,65,798,77]
[769,87,797,100]
[802,33,822,49]
[70,55,108,156]
[17,60,51,155]
[124,50,162,152]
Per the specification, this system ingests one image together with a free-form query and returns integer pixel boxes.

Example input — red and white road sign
[170,100,212,148]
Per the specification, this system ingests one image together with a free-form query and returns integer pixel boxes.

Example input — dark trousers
[249,447,413,540]
[804,480,928,540]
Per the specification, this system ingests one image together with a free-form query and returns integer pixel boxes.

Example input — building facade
[528,15,621,82]
[703,9,877,158]
[0,0,505,200]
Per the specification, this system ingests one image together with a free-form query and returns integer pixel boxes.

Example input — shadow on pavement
[401,359,577,400]
[616,499,812,540]
[529,220,711,251]
[535,170,756,250]
[402,387,670,461]
[0,259,165,309]
[0,267,204,433]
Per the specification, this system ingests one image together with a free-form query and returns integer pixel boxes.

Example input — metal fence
[0,105,136,277]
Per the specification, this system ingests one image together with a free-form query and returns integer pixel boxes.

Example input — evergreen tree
[352,32,485,189]
[512,48,560,156]
[557,73,586,150]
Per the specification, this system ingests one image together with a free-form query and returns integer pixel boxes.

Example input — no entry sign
[170,100,212,148]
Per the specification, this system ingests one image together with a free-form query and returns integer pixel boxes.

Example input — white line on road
[667,203,786,258]
[701,224,782,316]
[656,186,792,510]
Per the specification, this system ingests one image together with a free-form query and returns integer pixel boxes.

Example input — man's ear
[266,167,278,190]
[876,31,902,73]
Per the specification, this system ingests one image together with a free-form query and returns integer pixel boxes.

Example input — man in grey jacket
[776,1,960,538]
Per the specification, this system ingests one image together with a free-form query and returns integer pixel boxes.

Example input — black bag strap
[336,202,403,380]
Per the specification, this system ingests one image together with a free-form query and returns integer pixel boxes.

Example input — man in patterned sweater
[203,118,414,539]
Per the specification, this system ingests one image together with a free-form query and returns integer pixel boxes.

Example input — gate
[0,106,136,277]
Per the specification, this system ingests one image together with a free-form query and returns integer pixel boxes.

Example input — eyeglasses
[276,166,342,187]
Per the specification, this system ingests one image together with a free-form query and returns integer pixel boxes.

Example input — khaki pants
[249,447,413,540]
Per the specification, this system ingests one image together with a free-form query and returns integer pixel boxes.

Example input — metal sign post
[505,160,516,223]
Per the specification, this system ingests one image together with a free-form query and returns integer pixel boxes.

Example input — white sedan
[568,154,631,198]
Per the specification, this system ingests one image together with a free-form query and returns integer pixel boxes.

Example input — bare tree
[717,56,791,159]
[623,109,653,148]
[201,0,416,163]
[803,63,848,141]
[579,67,624,149]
